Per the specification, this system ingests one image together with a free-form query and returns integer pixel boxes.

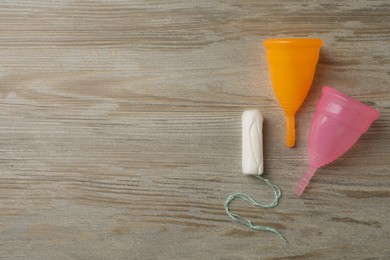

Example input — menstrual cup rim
[263,38,323,48]
[322,86,380,120]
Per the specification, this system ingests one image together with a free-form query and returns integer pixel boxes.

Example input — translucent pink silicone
[295,86,380,196]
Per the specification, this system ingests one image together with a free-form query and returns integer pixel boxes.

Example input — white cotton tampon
[242,110,264,175]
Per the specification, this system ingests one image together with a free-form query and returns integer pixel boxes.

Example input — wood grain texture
[0,0,389,259]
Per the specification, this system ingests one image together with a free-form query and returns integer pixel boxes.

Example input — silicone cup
[264,38,322,147]
[295,86,380,196]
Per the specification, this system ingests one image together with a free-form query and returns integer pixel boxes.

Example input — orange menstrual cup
[264,38,323,147]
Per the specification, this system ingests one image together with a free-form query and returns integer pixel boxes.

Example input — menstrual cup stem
[286,114,295,147]
[295,166,317,197]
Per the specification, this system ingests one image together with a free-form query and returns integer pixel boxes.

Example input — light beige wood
[0,0,389,259]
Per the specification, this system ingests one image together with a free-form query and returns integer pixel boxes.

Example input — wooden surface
[0,0,389,259]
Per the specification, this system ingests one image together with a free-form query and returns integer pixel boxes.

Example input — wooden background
[0,0,389,259]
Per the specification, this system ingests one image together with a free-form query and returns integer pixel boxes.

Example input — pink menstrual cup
[295,86,380,196]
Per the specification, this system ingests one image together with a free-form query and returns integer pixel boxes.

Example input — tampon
[242,110,264,175]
